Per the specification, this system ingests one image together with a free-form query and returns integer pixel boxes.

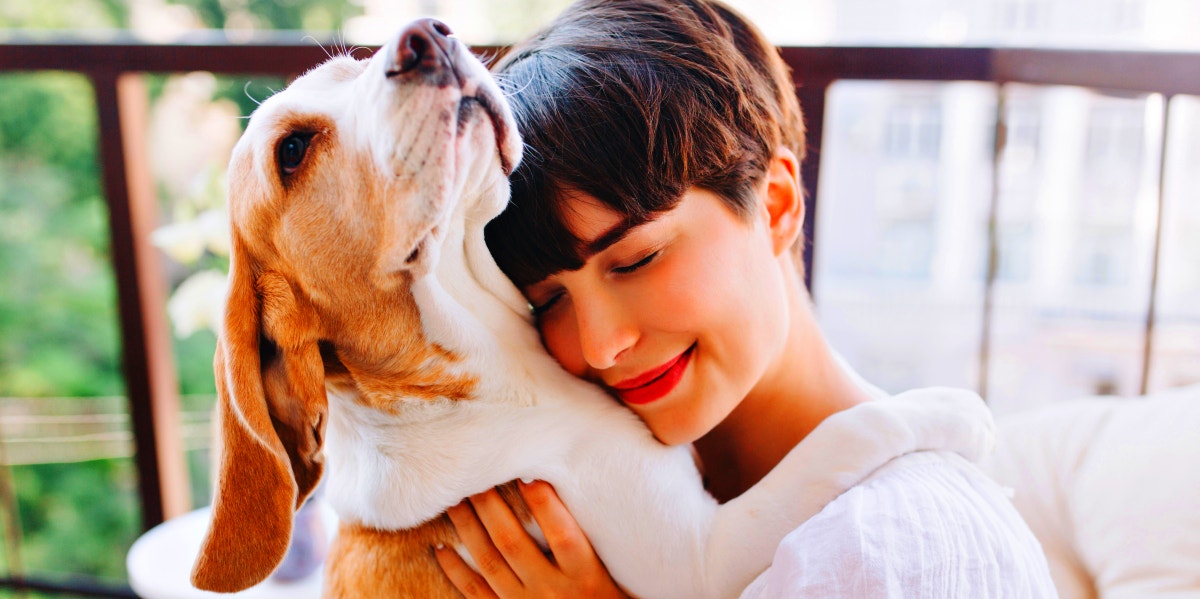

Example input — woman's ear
[761,146,804,256]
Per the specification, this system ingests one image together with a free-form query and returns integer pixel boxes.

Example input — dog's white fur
[193,22,996,598]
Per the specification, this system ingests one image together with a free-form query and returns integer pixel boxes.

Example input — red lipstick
[612,345,694,406]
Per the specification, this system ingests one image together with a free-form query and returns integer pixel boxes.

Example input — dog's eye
[277,133,313,176]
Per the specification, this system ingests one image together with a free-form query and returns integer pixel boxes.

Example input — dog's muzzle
[383,18,516,176]
[385,18,458,85]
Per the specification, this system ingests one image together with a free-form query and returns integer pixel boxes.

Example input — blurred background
[1,0,1198,595]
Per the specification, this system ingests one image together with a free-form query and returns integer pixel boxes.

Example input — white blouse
[740,450,1059,598]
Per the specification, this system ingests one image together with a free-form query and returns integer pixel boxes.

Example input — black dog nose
[388,18,455,78]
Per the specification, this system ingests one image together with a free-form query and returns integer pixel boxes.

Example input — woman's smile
[611,345,695,405]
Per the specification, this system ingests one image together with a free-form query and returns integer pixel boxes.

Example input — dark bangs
[484,0,801,289]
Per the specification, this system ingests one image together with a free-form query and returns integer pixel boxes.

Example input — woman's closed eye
[530,291,563,317]
[612,251,659,274]
[528,249,661,316]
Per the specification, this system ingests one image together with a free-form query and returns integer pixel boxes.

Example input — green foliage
[486,0,572,43]
[10,460,139,579]
[0,70,137,583]
[0,0,362,589]
[174,331,218,396]
[0,0,126,29]
[165,0,359,31]
[0,73,123,400]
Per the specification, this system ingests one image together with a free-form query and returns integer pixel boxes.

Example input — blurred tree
[0,72,134,579]
[165,0,358,31]
[486,0,571,43]
[0,0,127,29]
[0,0,360,584]
[0,74,122,400]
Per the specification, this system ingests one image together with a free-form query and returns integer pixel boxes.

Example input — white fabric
[982,384,1200,599]
[739,355,1057,598]
[740,451,1057,598]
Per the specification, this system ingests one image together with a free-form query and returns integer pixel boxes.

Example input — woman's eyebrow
[584,218,641,256]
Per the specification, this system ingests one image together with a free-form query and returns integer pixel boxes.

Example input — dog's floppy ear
[191,233,328,592]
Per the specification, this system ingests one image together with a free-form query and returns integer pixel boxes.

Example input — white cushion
[982,385,1200,599]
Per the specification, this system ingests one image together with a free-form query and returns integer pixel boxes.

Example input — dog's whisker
[339,31,357,58]
[333,30,346,57]
[521,143,543,164]
[302,34,324,54]
[243,80,265,106]
[476,48,500,68]
[498,77,537,99]
[304,34,338,61]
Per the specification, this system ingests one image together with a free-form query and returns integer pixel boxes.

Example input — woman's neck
[694,260,874,502]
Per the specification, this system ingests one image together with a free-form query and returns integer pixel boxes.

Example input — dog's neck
[319,180,552,408]
[320,183,600,528]
[413,183,556,392]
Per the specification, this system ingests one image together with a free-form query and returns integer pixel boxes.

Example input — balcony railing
[2,36,1198,597]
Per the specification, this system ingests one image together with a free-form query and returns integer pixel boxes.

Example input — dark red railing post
[91,70,190,531]
[794,82,828,293]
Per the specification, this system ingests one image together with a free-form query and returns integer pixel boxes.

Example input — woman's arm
[435,480,632,599]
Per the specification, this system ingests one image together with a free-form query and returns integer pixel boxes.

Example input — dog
[189,18,996,598]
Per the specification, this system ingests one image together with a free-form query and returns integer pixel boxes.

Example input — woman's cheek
[538,309,589,378]
[644,253,704,322]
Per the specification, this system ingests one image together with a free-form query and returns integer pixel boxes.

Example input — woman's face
[523,187,792,445]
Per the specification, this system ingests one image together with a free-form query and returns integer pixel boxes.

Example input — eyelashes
[529,250,661,317]
[530,294,561,317]
[612,251,659,274]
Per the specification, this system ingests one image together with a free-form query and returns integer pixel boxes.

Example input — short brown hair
[485,0,805,289]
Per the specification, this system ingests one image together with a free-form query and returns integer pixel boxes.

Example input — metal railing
[3,35,1198,596]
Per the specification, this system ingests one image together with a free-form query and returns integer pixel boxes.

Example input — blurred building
[810,68,1198,415]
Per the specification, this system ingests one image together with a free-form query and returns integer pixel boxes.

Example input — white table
[126,502,337,599]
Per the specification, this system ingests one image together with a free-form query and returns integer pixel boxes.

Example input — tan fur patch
[324,482,528,598]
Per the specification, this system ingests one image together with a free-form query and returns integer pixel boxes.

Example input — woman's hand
[435,479,631,598]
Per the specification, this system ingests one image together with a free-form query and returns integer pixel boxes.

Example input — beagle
[190,18,995,598]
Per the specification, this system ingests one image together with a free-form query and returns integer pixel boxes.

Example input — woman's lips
[612,345,695,406]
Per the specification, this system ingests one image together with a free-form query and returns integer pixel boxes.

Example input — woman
[435,0,1056,596]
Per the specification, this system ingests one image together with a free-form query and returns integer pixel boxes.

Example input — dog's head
[191,19,521,592]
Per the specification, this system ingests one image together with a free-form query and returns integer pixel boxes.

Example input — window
[883,101,943,161]
[996,0,1048,34]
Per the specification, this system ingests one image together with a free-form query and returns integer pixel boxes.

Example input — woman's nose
[574,292,637,371]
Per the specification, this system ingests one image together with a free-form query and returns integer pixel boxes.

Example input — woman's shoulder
[808,450,1037,548]
[789,451,1028,543]
[740,450,1059,598]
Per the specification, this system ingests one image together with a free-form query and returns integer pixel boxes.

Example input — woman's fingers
[446,498,524,594]
[518,479,602,578]
[434,543,500,599]
[441,482,631,599]
[468,487,555,583]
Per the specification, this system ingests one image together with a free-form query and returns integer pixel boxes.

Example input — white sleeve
[740,451,1059,599]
